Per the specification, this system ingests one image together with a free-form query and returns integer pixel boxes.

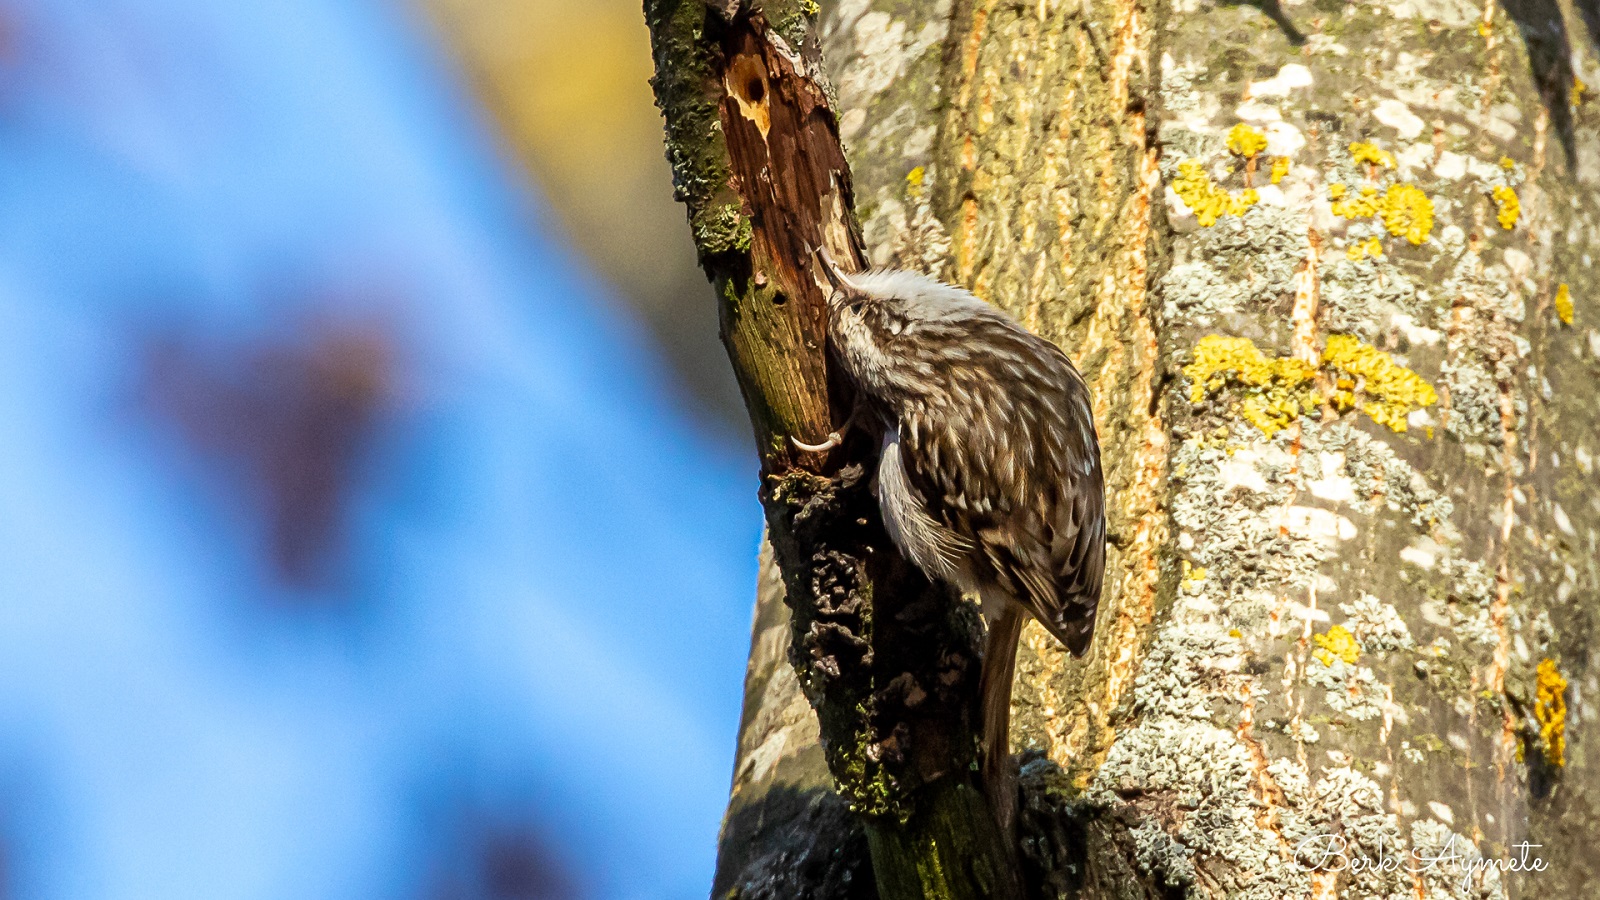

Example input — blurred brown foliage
[422,0,743,435]
[428,824,584,900]
[143,315,402,592]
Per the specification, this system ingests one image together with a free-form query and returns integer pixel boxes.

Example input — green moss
[914,839,951,897]
[768,0,817,49]
[695,203,752,256]
[644,0,739,254]
[834,716,900,818]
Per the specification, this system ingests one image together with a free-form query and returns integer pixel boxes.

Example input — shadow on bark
[1016,753,1187,900]
[713,784,875,900]
[1502,0,1579,166]
[1218,0,1307,45]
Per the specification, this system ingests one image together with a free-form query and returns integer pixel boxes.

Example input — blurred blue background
[0,0,761,897]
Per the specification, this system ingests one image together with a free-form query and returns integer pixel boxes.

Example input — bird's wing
[899,334,1105,655]
[876,428,973,585]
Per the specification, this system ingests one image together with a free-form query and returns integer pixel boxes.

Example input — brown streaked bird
[795,248,1106,837]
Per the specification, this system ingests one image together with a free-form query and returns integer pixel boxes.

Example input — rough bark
[708,0,1600,895]
[643,3,1022,897]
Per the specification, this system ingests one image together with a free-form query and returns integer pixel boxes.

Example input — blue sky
[0,1,761,897]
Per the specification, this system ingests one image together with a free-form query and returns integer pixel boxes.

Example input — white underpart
[877,427,971,589]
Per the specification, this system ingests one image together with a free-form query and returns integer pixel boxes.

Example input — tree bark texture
[700,0,1600,895]
[643,3,1025,897]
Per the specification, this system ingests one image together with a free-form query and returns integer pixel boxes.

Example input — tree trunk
[644,3,1025,897]
[681,0,1600,896]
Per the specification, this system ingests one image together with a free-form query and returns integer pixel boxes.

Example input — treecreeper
[796,249,1108,838]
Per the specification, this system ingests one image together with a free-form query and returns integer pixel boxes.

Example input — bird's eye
[848,302,864,314]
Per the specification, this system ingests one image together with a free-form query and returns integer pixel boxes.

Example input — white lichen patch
[1341,592,1416,652]
[1285,718,1321,743]
[1247,63,1313,99]
[1317,423,1455,528]
[1130,16,1585,891]
[1320,252,1424,339]
[1434,151,1469,180]
[1160,54,1222,124]
[1088,715,1312,897]
[1172,432,1331,607]
[1130,623,1256,719]
[1162,260,1247,322]
[1410,819,1508,898]
[1275,505,1359,544]
[1427,557,1500,647]
[1433,239,1536,443]
[1373,97,1426,139]
[1401,542,1438,570]
[1217,449,1273,493]
[1163,202,1308,324]
[1306,657,1386,720]
[833,13,944,104]
[1262,121,1305,157]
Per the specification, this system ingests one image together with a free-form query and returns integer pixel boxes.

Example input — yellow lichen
[1535,659,1568,767]
[1172,160,1258,226]
[1270,156,1291,183]
[1349,141,1396,169]
[905,165,925,188]
[1313,625,1361,666]
[1322,334,1439,432]
[1346,236,1385,260]
[1500,156,1516,170]
[1576,76,1589,107]
[1477,19,1492,36]
[1555,283,1574,325]
[1227,124,1269,159]
[1379,184,1433,244]
[1331,185,1382,219]
[1492,184,1519,230]
[1187,334,1440,435]
[1331,176,1434,244]
[1183,335,1317,436]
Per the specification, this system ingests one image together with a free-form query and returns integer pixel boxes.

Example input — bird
[794,248,1106,837]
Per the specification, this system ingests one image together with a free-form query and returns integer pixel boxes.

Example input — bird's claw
[792,431,843,453]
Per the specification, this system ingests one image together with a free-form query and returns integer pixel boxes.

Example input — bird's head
[813,246,1004,334]
[809,246,1016,399]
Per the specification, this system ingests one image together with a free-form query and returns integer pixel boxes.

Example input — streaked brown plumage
[798,253,1105,836]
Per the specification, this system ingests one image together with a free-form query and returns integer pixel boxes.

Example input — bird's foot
[791,406,859,454]
[792,430,844,453]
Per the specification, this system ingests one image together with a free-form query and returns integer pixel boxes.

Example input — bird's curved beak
[812,244,861,293]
